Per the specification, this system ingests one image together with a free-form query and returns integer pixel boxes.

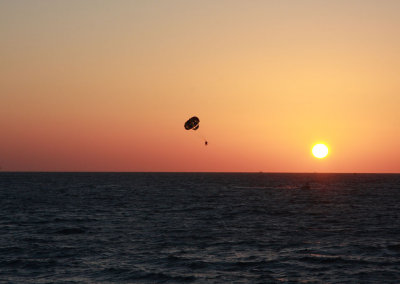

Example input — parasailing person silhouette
[184,116,208,146]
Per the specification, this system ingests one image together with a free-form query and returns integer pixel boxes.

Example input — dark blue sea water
[1,173,400,283]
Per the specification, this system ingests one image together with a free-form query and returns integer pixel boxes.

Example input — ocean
[0,172,399,283]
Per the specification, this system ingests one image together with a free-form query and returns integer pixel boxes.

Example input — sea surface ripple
[0,173,400,283]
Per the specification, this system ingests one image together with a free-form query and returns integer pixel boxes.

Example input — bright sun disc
[312,144,328,159]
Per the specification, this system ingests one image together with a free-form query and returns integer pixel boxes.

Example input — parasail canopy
[184,116,200,130]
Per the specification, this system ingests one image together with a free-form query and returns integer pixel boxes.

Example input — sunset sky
[1,0,399,172]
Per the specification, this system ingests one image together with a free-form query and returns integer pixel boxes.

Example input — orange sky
[1,0,399,172]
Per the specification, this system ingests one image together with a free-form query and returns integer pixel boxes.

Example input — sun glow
[312,144,329,159]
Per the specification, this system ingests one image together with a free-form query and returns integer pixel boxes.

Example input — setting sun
[312,144,329,159]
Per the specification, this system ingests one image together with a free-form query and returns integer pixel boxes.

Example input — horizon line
[0,171,399,174]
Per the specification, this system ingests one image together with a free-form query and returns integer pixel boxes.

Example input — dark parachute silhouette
[184,116,208,145]
[184,116,200,130]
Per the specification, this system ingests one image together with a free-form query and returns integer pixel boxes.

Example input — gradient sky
[1,0,399,172]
